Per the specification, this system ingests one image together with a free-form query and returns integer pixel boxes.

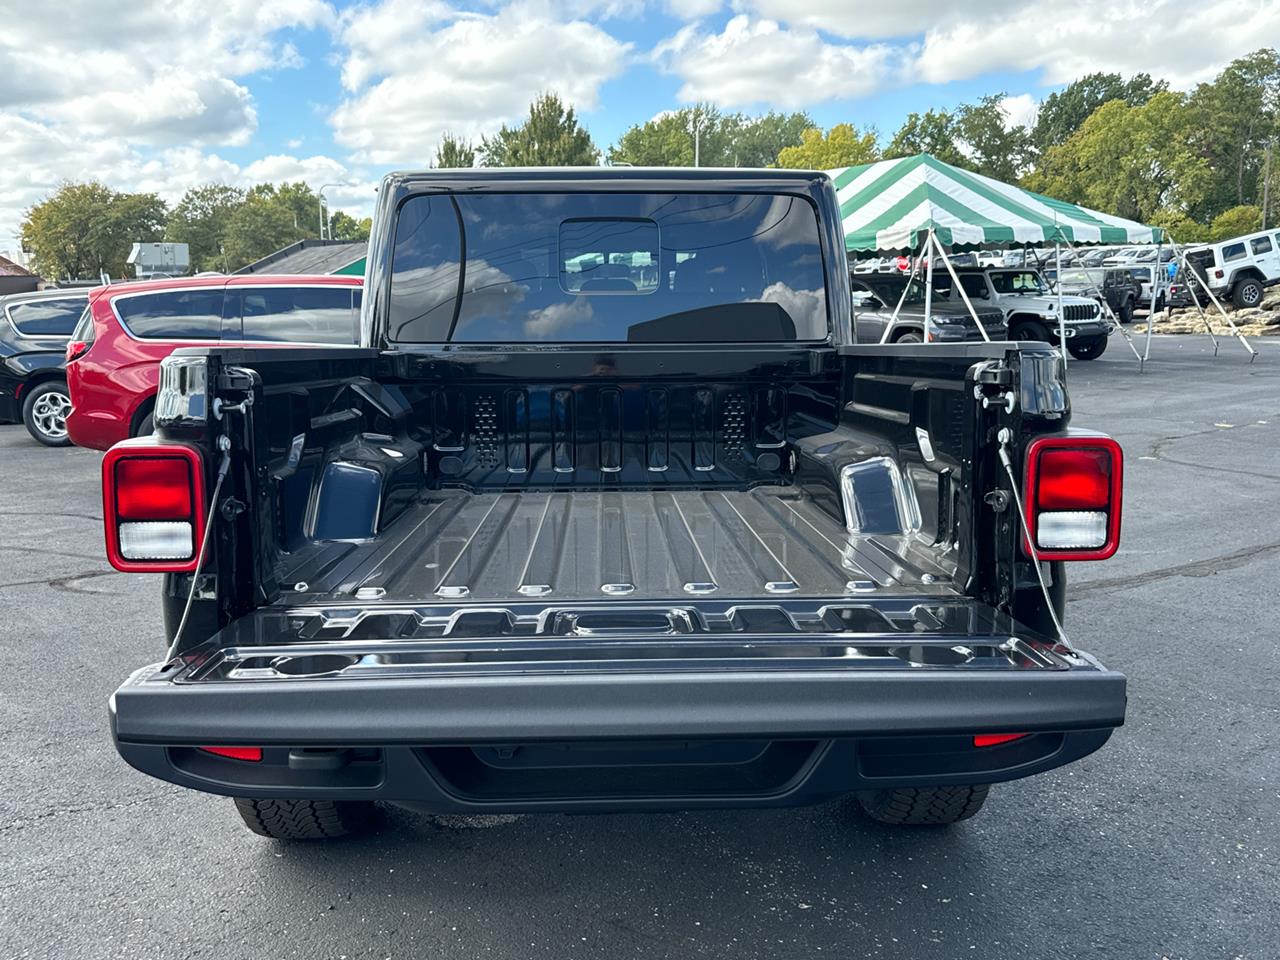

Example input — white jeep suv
[1184,230,1280,309]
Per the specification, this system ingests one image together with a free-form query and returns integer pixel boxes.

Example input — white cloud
[0,0,333,146]
[667,0,722,17]
[1000,93,1039,131]
[741,0,1012,38]
[653,15,900,107]
[917,0,1280,88]
[330,0,632,164]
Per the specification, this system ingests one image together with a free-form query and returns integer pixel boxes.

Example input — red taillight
[973,733,1029,748]
[66,340,90,362]
[198,746,262,762]
[102,442,206,573]
[1023,434,1123,561]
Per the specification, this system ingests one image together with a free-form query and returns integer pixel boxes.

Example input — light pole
[318,183,348,240]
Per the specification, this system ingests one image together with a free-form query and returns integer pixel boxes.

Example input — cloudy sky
[3,0,1279,257]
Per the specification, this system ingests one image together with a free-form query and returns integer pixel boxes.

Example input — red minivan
[67,274,362,450]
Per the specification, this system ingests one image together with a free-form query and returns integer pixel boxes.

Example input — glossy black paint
[0,289,87,422]
[118,174,1123,815]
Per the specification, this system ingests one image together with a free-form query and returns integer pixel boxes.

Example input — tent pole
[1181,244,1259,362]
[881,237,926,344]
[1174,243,1222,355]
[1143,237,1163,368]
[924,229,936,343]
[1059,236,1142,364]
[1055,236,1067,369]
[933,233,990,341]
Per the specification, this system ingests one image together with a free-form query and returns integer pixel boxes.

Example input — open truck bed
[104,169,1126,835]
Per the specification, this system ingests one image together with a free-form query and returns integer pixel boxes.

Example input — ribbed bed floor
[277,488,957,603]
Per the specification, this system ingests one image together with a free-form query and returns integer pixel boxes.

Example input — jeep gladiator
[105,170,1127,839]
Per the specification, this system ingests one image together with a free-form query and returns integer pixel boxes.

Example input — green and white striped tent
[828,153,1164,255]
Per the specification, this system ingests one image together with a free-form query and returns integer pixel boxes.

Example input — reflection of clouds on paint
[754,282,826,331]
[524,299,595,339]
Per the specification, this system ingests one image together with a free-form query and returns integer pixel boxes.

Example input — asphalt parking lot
[2,335,1277,960]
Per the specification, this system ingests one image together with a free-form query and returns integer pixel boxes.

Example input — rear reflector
[1023,434,1123,561]
[973,733,1029,748]
[102,442,206,573]
[198,746,262,762]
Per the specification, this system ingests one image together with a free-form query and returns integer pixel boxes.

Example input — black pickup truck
[105,170,1127,840]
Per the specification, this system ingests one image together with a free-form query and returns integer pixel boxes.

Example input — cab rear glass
[387,192,830,343]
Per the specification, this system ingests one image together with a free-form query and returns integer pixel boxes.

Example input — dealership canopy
[827,153,1164,255]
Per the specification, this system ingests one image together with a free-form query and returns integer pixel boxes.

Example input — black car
[0,288,89,446]
[1052,267,1141,323]
[850,272,1008,343]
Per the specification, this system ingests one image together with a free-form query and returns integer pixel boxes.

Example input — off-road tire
[1232,277,1263,309]
[1010,320,1048,343]
[22,380,73,447]
[856,785,990,826]
[893,330,923,344]
[1068,336,1109,361]
[1117,299,1134,324]
[233,798,377,840]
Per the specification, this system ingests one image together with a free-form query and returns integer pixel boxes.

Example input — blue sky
[2,0,1275,257]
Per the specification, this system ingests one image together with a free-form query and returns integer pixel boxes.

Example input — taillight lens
[973,733,1029,748]
[1023,434,1122,561]
[102,442,206,572]
[66,340,90,362]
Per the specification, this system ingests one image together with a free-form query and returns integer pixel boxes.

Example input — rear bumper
[111,647,1126,811]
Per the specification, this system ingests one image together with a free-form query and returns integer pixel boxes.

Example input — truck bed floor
[278,487,957,604]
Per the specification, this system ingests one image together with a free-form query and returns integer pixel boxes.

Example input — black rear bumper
[111,652,1126,812]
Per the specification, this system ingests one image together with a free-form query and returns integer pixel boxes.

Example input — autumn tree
[1032,72,1166,152]
[21,182,167,280]
[481,93,599,167]
[774,124,879,169]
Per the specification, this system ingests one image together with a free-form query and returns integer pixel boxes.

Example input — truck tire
[1117,299,1134,324]
[22,380,73,447]
[892,330,923,344]
[856,785,990,826]
[1232,277,1263,308]
[1010,320,1048,343]
[1068,336,1109,360]
[233,798,378,840]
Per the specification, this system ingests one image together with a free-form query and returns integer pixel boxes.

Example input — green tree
[248,181,325,237]
[884,109,966,166]
[955,95,1034,181]
[1208,204,1262,241]
[436,133,476,168]
[1150,207,1206,245]
[165,184,246,272]
[775,124,879,169]
[221,195,300,270]
[481,93,599,167]
[327,211,371,242]
[1187,49,1280,218]
[722,111,813,167]
[21,181,166,280]
[1026,92,1209,223]
[1032,72,1166,152]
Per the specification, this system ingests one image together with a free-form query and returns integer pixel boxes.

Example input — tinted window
[958,275,990,299]
[237,286,360,344]
[7,297,86,336]
[1251,236,1273,255]
[1222,242,1247,263]
[115,289,224,339]
[389,192,828,343]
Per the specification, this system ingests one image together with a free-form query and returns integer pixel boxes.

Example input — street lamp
[318,183,351,240]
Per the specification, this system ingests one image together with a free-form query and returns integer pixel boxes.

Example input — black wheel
[233,798,378,840]
[1010,320,1048,343]
[22,380,73,447]
[1068,336,1109,360]
[133,412,155,438]
[1117,300,1134,324]
[893,330,923,344]
[1232,278,1263,308]
[857,785,990,826]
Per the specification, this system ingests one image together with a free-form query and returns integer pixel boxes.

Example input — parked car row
[1,275,363,448]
